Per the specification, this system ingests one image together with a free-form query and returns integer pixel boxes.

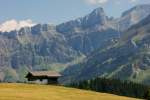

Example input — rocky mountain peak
[56,7,108,33]
[90,7,105,16]
[82,7,107,26]
[122,4,150,17]
[118,4,150,31]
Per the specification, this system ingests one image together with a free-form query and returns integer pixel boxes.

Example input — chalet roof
[27,71,62,77]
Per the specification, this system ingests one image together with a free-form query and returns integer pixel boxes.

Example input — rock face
[57,7,119,54]
[1,24,79,65]
[0,24,80,82]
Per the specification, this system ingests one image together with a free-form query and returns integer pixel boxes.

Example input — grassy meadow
[0,83,141,100]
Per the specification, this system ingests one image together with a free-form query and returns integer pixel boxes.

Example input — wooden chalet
[0,70,4,82]
[26,71,62,84]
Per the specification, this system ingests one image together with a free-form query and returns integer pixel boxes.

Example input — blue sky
[0,0,150,24]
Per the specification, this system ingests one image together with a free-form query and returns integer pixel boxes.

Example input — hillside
[0,83,140,100]
[61,11,150,84]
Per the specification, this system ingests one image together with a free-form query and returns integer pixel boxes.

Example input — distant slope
[0,83,140,100]
[118,4,150,31]
[122,14,150,42]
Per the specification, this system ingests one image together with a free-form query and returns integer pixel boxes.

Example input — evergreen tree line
[69,78,150,99]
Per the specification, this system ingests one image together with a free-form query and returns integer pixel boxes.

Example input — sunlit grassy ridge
[0,83,140,100]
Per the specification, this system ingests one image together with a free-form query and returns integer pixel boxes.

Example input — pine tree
[144,90,150,100]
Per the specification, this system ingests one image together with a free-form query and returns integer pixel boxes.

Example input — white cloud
[0,19,36,32]
[84,0,138,5]
[130,0,137,2]
[85,0,108,5]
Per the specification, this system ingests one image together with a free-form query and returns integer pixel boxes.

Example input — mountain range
[0,4,150,84]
